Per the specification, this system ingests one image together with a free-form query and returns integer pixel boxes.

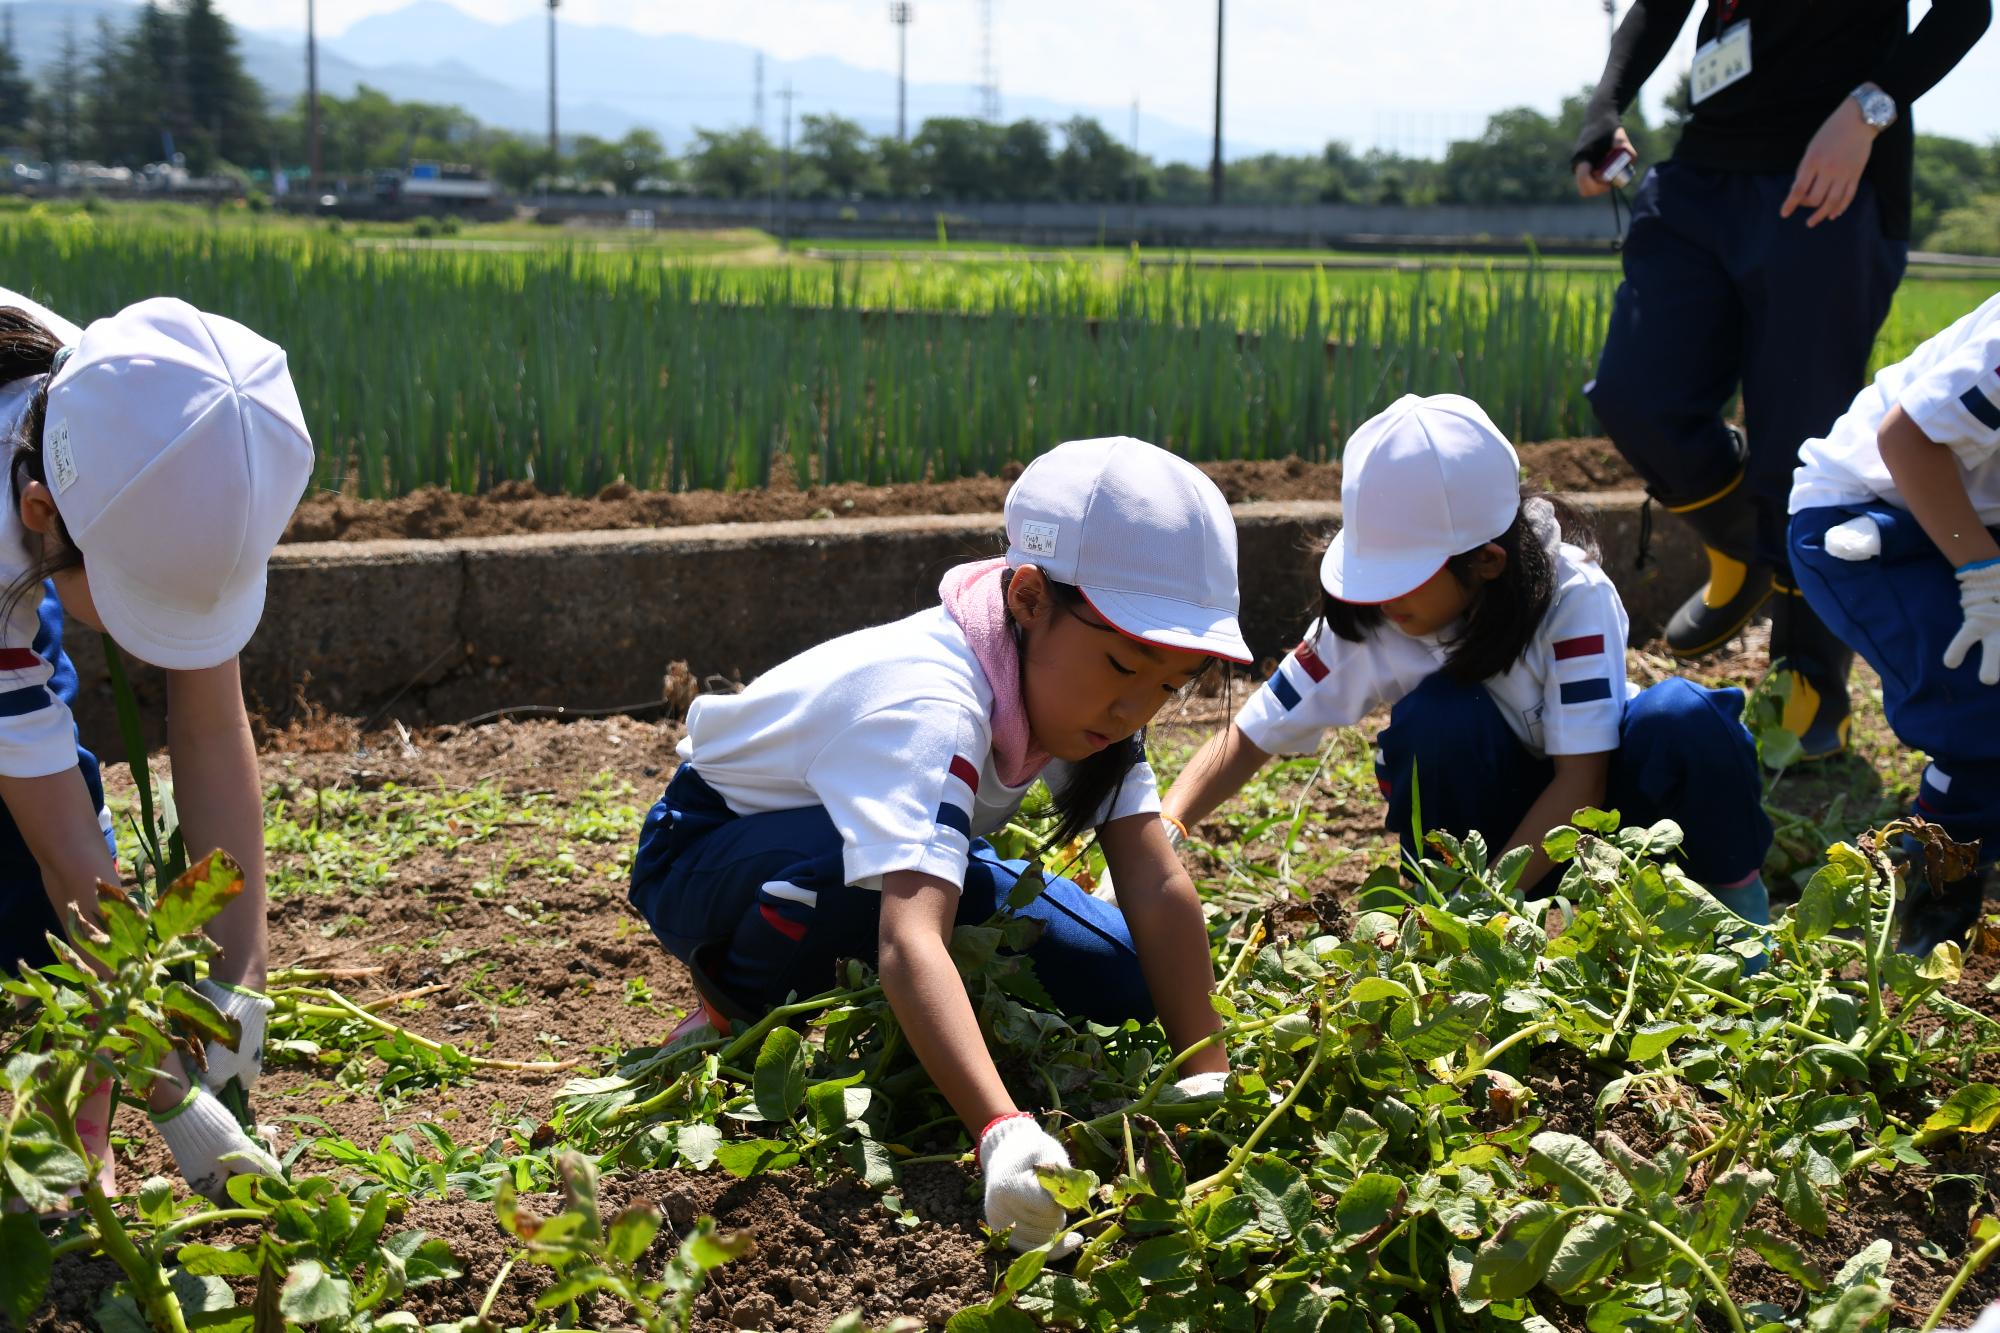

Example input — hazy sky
[228,1,2000,157]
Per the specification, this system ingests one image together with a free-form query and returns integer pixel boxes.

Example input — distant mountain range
[2,0,1230,163]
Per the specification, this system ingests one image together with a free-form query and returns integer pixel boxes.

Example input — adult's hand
[1781,98,1880,228]
[1574,127,1634,198]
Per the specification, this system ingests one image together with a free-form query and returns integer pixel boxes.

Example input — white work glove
[152,1086,282,1202]
[195,979,272,1096]
[1943,560,2000,687]
[1172,1070,1229,1099]
[979,1114,1082,1256]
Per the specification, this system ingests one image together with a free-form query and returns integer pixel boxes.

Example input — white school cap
[43,298,314,670]
[1005,436,1251,663]
[1320,393,1520,604]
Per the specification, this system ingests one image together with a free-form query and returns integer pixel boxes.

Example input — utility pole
[777,82,794,251]
[1210,0,1224,204]
[889,3,913,142]
[1128,97,1140,238]
[58,13,75,172]
[546,0,560,185]
[307,0,322,199]
[754,52,764,133]
[1603,0,1617,48]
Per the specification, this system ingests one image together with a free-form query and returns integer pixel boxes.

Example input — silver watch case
[1852,84,1897,130]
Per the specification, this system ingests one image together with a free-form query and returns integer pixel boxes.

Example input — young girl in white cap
[1789,291,2000,954]
[1165,393,1772,917]
[0,288,312,1199]
[630,437,1249,1253]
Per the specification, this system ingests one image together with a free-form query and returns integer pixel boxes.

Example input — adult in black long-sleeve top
[1570,0,1988,759]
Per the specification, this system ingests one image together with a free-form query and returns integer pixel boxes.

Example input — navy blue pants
[1586,164,1907,569]
[1792,504,2000,863]
[1375,674,1773,890]
[629,765,1156,1024]
[0,583,111,973]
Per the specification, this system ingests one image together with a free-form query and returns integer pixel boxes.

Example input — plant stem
[1076,1013,1287,1134]
[1185,1011,1329,1199]
[607,985,885,1124]
[1921,1222,2000,1332]
[54,1100,186,1333]
[1575,1206,1746,1333]
[1597,961,1646,1058]
[1458,1021,1556,1083]
[287,991,581,1071]
[156,1207,268,1245]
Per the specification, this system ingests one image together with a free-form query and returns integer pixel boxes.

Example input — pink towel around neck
[938,558,1051,787]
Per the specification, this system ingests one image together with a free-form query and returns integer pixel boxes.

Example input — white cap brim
[1079,585,1253,664]
[88,562,266,671]
[1319,529,1448,606]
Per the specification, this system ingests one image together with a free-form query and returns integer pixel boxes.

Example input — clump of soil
[283,441,1639,544]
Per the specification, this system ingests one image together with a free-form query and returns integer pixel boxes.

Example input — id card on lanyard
[1691,0,1751,104]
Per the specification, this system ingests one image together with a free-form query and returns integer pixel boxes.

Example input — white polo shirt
[1236,528,1632,759]
[1791,291,2000,524]
[678,604,1161,892]
[0,287,85,780]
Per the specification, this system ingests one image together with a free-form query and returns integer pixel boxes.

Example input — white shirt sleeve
[1535,578,1628,757]
[1234,620,1403,756]
[1899,312,2000,472]
[0,593,83,780]
[805,700,987,891]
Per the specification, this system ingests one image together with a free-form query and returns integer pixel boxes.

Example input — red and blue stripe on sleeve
[935,754,979,837]
[1265,637,1329,712]
[1552,635,1614,704]
[0,647,55,718]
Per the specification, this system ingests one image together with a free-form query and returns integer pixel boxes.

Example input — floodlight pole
[890,3,913,143]
[307,0,321,198]
[1210,0,1224,204]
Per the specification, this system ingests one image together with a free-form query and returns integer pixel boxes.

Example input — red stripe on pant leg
[0,649,41,671]
[948,755,980,794]
[759,903,807,942]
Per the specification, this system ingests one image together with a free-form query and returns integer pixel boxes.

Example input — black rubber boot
[1897,840,1992,956]
[1767,585,1854,760]
[1661,432,1775,657]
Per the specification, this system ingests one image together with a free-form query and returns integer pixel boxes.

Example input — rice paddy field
[2,209,1991,498]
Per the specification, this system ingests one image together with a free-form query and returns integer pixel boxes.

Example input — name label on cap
[1019,521,1060,558]
[46,421,76,495]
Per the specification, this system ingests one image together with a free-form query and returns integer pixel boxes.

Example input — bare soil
[35,624,1991,1331]
[282,439,1639,544]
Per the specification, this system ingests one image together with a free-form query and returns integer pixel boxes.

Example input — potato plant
[562,810,2000,1332]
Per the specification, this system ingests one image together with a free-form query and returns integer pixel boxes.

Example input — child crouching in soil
[629,438,1249,1253]
[1164,393,1774,915]
[1788,291,2000,954]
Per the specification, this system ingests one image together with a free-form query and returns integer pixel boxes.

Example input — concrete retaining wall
[62,491,1696,756]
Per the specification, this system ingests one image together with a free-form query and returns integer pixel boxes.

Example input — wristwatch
[1851,82,1897,132]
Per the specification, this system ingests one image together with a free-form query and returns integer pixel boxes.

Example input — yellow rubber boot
[1663,467,1774,657]
[1768,585,1854,761]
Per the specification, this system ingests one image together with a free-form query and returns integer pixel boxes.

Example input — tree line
[0,3,1995,248]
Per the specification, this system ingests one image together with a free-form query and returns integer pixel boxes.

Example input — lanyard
[1715,0,1744,25]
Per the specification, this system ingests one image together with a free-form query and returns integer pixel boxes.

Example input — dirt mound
[283,441,1639,544]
